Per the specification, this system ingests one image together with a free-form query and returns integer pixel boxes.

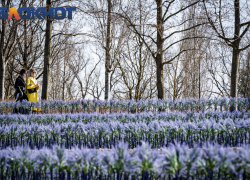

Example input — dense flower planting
[0,118,250,149]
[0,111,250,126]
[0,97,249,179]
[1,97,249,114]
[0,110,249,125]
[0,142,249,180]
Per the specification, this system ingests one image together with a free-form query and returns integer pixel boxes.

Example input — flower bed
[1,97,249,114]
[0,118,249,149]
[0,110,249,125]
[0,98,249,179]
[0,142,249,180]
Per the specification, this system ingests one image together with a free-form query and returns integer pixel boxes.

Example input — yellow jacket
[26,77,41,111]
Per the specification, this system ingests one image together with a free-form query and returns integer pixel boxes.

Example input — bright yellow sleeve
[26,77,36,89]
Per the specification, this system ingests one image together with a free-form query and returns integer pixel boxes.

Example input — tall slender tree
[203,0,250,99]
[104,0,112,99]
[42,0,52,100]
[118,0,203,99]
[0,0,20,100]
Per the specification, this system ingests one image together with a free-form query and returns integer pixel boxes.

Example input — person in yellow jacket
[26,69,41,112]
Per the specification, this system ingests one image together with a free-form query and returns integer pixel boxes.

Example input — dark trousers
[13,107,30,115]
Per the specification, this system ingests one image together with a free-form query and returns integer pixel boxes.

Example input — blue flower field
[0,97,249,179]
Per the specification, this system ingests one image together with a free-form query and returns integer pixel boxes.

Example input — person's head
[19,69,27,78]
[27,69,37,78]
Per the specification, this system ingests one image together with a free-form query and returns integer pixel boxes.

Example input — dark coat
[14,75,28,102]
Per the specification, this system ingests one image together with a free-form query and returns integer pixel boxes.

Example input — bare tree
[238,50,250,97]
[114,22,156,99]
[78,0,127,100]
[180,4,210,99]
[41,0,52,100]
[205,43,231,97]
[0,0,23,100]
[203,0,250,99]
[89,70,105,99]
[104,0,112,99]
[116,0,205,99]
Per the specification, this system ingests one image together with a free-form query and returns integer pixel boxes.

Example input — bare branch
[162,0,175,20]
[240,20,250,27]
[203,0,233,46]
[163,22,207,41]
[163,49,194,65]
[163,0,200,23]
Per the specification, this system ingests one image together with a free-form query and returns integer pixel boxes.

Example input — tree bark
[0,0,19,100]
[135,0,143,100]
[230,46,240,98]
[0,18,6,100]
[23,20,28,70]
[104,0,112,100]
[155,0,165,99]
[230,0,240,98]
[0,63,5,101]
[42,0,52,100]
[63,53,66,101]
[229,0,241,111]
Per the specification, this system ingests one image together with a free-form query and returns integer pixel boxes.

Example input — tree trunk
[156,0,165,99]
[0,19,6,100]
[229,0,240,112]
[104,0,112,100]
[135,0,143,100]
[42,0,52,100]
[230,0,240,99]
[63,55,66,101]
[230,46,240,98]
[23,20,28,69]
[156,61,164,99]
[0,63,5,101]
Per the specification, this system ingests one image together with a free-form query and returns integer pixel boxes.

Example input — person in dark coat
[13,69,29,114]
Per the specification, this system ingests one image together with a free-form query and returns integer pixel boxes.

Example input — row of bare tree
[1,0,250,101]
